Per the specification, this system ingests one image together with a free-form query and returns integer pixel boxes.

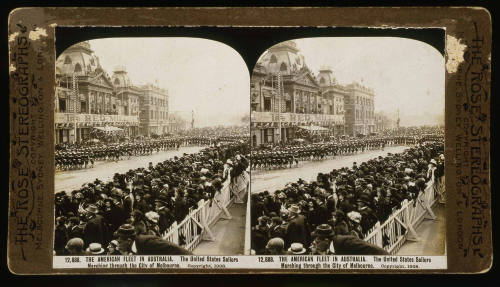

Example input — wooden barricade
[364,177,441,254]
[161,172,249,252]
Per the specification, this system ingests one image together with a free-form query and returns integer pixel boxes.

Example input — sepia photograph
[52,38,251,257]
[249,38,446,256]
[7,6,492,274]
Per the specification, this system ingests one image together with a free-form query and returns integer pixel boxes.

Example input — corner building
[54,41,171,144]
[251,40,357,146]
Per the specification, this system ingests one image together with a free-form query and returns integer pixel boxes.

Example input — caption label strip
[54,255,447,270]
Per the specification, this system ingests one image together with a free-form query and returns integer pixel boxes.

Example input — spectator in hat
[287,243,307,255]
[115,224,191,255]
[131,210,148,235]
[155,194,174,234]
[83,204,107,248]
[66,216,84,239]
[86,243,105,255]
[265,237,285,255]
[133,191,150,215]
[54,216,69,255]
[251,216,271,254]
[107,240,120,255]
[285,204,308,248]
[65,238,85,255]
[103,198,126,234]
[145,211,161,236]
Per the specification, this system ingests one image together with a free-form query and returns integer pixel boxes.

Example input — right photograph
[249,38,445,256]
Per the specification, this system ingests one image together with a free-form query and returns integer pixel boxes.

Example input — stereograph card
[7,7,492,274]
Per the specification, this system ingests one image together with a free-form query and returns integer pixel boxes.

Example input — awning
[94,126,123,132]
[297,125,329,131]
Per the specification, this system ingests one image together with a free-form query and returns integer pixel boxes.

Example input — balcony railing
[55,113,139,125]
[251,111,345,125]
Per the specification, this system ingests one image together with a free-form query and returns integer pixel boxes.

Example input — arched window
[74,63,82,73]
[270,54,277,63]
[320,77,325,84]
[114,78,120,85]
[64,56,72,64]
[280,62,287,71]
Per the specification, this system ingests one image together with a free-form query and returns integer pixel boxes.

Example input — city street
[55,146,203,193]
[251,145,408,194]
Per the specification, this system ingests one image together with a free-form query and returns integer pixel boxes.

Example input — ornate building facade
[250,41,353,146]
[54,41,173,144]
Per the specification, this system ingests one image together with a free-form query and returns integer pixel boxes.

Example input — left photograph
[53,38,250,258]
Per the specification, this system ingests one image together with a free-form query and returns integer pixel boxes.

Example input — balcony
[55,113,140,126]
[251,111,345,125]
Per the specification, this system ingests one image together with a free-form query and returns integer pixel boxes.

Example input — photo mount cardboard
[8,7,492,274]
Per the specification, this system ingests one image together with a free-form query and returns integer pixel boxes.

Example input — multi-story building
[250,41,346,146]
[112,66,142,137]
[344,82,376,136]
[317,66,347,136]
[138,82,169,136]
[54,41,174,144]
[54,41,140,144]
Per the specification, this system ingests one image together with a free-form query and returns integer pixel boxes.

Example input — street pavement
[396,204,446,255]
[250,145,408,194]
[55,146,203,193]
[193,201,247,255]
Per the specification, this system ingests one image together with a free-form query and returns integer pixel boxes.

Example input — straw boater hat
[86,243,105,255]
[145,211,160,224]
[288,243,307,254]
[347,211,362,223]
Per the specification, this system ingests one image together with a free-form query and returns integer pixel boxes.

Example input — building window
[114,78,120,85]
[64,56,71,64]
[264,97,271,112]
[74,63,82,73]
[285,100,292,112]
[80,101,86,113]
[270,54,277,63]
[280,62,287,71]
[59,99,67,112]
[320,77,325,84]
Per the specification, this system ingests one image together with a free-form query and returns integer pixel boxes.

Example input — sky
[290,37,445,126]
[87,38,249,127]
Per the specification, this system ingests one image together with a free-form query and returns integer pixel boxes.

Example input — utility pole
[72,73,78,143]
[397,108,400,129]
[277,71,282,144]
[191,110,194,129]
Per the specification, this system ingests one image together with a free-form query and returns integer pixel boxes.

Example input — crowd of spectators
[251,138,444,255]
[54,140,250,256]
